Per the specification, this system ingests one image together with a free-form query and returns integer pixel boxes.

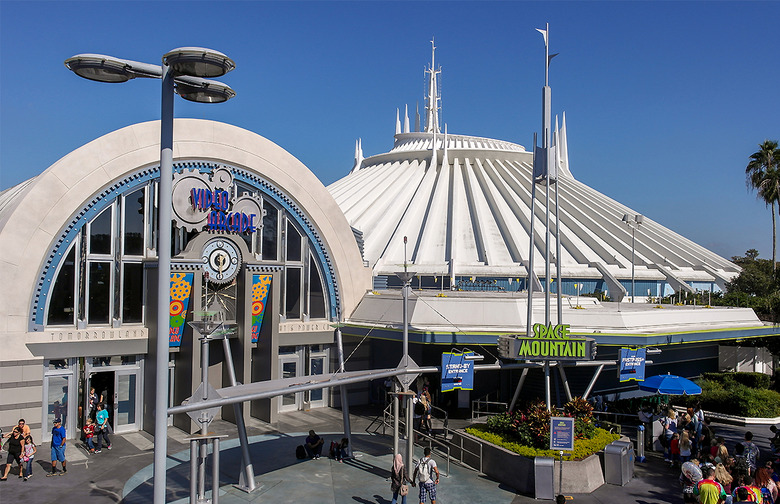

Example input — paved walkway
[1,406,776,503]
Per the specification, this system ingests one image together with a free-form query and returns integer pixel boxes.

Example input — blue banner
[441,352,475,392]
[619,347,647,382]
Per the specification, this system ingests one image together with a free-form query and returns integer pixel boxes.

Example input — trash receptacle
[612,440,635,480]
[534,456,555,500]
[604,441,633,485]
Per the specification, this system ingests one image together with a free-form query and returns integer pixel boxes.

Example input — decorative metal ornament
[201,238,242,284]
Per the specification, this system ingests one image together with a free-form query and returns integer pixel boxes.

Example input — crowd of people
[655,405,779,503]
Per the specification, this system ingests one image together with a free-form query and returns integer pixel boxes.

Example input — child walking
[22,435,37,480]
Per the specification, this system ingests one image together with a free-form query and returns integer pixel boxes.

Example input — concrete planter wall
[450,429,605,495]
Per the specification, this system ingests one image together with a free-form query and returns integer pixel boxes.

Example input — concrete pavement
[1,406,776,504]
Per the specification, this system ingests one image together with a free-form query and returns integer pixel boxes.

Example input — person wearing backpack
[412,446,440,504]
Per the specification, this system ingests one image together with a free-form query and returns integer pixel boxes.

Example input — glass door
[43,359,76,442]
[308,347,328,409]
[279,354,301,412]
[114,370,141,433]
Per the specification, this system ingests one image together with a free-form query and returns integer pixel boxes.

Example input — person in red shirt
[83,417,96,454]
[670,433,681,467]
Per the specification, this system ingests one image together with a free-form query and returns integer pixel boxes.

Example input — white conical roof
[327,46,738,298]
[328,125,738,295]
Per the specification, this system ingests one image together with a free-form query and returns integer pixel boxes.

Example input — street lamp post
[66,48,236,504]
[622,213,644,303]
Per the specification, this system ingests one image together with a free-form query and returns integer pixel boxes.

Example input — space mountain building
[328,43,776,402]
[0,40,777,443]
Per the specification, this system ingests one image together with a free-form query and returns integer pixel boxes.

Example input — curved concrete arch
[0,119,370,349]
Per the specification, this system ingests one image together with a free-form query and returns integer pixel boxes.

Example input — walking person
[83,418,96,454]
[47,418,67,476]
[390,453,412,504]
[743,432,761,476]
[412,446,440,504]
[1,427,24,480]
[94,403,111,452]
[87,387,98,421]
[22,434,36,480]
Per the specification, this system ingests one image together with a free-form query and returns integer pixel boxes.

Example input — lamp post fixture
[622,213,644,303]
[65,48,236,504]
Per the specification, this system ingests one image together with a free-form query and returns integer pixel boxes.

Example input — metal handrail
[429,404,449,433]
[414,429,451,478]
[471,392,508,420]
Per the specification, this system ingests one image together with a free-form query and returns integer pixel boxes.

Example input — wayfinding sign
[618,347,647,382]
[441,352,475,392]
[550,416,575,452]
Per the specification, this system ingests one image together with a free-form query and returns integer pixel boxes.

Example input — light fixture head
[635,214,644,225]
[622,214,630,223]
[463,353,484,361]
[65,54,134,83]
[164,47,235,78]
[174,77,236,103]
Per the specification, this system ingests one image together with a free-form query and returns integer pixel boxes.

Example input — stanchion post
[637,425,646,462]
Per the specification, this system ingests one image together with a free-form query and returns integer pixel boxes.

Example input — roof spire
[424,37,441,134]
[415,102,421,132]
[395,108,401,135]
[404,105,410,133]
[350,138,364,174]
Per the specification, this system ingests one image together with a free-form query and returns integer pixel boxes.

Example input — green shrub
[672,378,780,418]
[465,424,619,461]
[700,372,771,390]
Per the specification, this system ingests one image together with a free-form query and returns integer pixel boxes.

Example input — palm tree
[746,140,780,272]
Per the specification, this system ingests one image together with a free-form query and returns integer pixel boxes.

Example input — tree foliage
[745,140,780,270]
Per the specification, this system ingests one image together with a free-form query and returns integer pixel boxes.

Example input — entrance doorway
[278,345,329,412]
[84,355,143,434]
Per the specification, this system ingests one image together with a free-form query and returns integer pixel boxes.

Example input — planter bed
[450,428,610,495]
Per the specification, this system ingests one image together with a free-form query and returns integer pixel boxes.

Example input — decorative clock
[201,239,241,283]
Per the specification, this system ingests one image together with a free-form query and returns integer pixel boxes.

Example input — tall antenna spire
[424,38,441,134]
[404,105,410,133]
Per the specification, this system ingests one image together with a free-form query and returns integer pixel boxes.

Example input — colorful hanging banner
[619,347,647,382]
[251,274,272,343]
[441,352,475,392]
[169,272,194,347]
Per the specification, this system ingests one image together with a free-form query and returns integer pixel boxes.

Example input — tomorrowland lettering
[497,323,596,361]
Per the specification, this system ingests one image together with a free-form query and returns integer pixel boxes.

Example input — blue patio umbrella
[638,374,702,395]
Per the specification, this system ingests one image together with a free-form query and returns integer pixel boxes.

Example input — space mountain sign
[497,324,596,361]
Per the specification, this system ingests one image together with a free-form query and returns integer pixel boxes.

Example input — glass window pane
[282,361,297,406]
[285,267,301,319]
[47,376,69,428]
[90,207,112,255]
[262,202,278,261]
[309,254,326,319]
[122,263,143,323]
[47,246,76,326]
[48,359,69,371]
[123,189,145,256]
[279,346,296,354]
[310,357,323,402]
[88,261,111,324]
[116,374,136,425]
[286,219,301,262]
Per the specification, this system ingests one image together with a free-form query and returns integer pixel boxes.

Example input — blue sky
[1,1,778,261]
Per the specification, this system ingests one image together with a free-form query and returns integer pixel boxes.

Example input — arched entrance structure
[0,119,371,439]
